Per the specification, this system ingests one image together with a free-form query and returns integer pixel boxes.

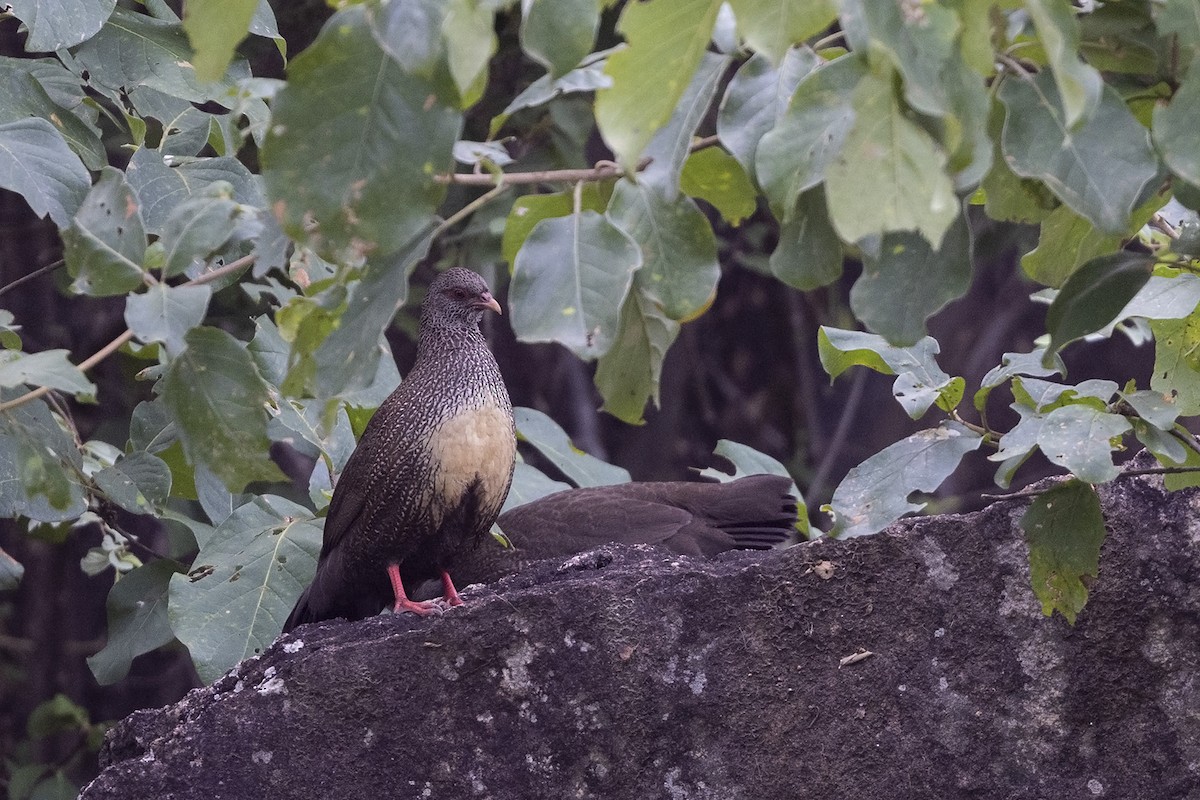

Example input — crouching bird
[283,268,515,633]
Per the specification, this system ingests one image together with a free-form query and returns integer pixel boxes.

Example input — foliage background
[1,0,1198,795]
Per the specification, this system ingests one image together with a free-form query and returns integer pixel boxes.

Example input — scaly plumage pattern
[284,268,515,632]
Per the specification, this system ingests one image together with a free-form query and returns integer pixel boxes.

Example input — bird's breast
[427,402,516,511]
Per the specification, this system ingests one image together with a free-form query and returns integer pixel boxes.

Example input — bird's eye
[450,287,468,300]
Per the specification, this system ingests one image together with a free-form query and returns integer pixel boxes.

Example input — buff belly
[426,403,516,524]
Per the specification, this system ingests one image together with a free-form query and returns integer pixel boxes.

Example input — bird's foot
[393,597,442,616]
[440,570,465,607]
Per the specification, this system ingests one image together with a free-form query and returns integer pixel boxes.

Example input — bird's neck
[415,321,486,361]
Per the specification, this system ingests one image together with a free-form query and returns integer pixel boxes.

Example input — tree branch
[0,259,65,299]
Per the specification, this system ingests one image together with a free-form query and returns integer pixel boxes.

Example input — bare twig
[432,181,511,238]
[0,259,65,299]
[996,52,1035,81]
[435,157,650,187]
[1150,213,1180,240]
[812,30,847,51]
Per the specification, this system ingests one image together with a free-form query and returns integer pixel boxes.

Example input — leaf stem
[432,181,511,239]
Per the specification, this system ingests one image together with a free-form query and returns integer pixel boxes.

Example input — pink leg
[440,570,464,607]
[387,563,439,616]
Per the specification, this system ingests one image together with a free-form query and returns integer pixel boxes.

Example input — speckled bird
[283,268,516,632]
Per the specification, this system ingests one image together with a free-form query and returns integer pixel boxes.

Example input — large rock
[81,470,1200,799]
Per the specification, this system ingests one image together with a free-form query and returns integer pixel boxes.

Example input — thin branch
[812,30,847,51]
[0,259,65,299]
[435,158,648,187]
[1150,213,1180,240]
[996,52,1035,81]
[432,181,511,239]
[0,254,258,414]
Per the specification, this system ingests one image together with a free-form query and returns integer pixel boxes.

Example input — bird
[411,474,798,599]
[283,267,516,633]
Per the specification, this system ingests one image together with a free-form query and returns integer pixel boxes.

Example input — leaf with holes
[1020,479,1105,624]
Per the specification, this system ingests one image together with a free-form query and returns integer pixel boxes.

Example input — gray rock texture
[81,469,1200,799]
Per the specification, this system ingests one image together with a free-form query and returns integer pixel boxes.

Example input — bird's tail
[282,583,317,634]
[695,474,800,549]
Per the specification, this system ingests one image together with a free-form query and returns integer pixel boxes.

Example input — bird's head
[423,268,502,330]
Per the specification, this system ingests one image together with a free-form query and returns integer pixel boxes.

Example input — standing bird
[283,268,515,632]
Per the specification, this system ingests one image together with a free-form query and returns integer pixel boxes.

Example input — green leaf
[93,451,173,513]
[825,68,958,248]
[125,148,256,235]
[0,118,90,228]
[1122,388,1182,430]
[999,72,1159,235]
[850,209,972,346]
[0,350,95,396]
[1024,0,1104,129]
[981,103,1057,225]
[1153,56,1200,187]
[0,59,104,170]
[501,186,608,267]
[726,0,835,64]
[825,422,983,538]
[1154,0,1200,54]
[1012,377,1118,413]
[125,283,213,358]
[641,51,730,194]
[513,407,631,486]
[0,396,87,521]
[443,0,497,106]
[7,0,115,51]
[769,186,843,290]
[1045,252,1156,361]
[509,210,641,359]
[73,7,250,103]
[26,693,87,738]
[500,461,572,514]
[261,5,461,265]
[1019,478,1105,623]
[162,326,286,492]
[87,560,182,685]
[1150,314,1200,417]
[817,327,962,419]
[716,48,819,185]
[595,0,722,173]
[0,546,24,590]
[489,47,614,137]
[521,0,599,79]
[594,289,681,424]
[168,495,323,683]
[369,0,448,75]
[679,147,757,225]
[157,184,242,277]
[1019,204,1121,288]
[62,167,148,296]
[182,0,257,83]
[756,52,865,216]
[607,178,719,321]
[1038,404,1131,482]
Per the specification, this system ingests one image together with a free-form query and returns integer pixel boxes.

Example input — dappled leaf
[1045,252,1156,361]
[679,147,757,226]
[607,178,719,321]
[62,167,147,296]
[509,211,641,359]
[93,452,172,513]
[1122,388,1182,430]
[596,0,722,173]
[824,68,957,248]
[594,289,680,424]
[262,4,460,265]
[514,407,630,487]
[87,560,181,685]
[1150,314,1200,416]
[161,326,286,492]
[168,495,322,683]
[1019,479,1105,624]
[157,184,242,278]
[500,186,607,268]
[125,283,213,358]
[825,422,983,538]
[850,209,972,347]
[1036,404,1131,483]
[0,118,90,228]
[716,47,819,184]
[999,72,1158,235]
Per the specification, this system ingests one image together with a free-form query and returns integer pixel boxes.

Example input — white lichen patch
[689,672,707,696]
[282,640,304,654]
[914,537,960,590]
[501,642,536,694]
[251,750,273,765]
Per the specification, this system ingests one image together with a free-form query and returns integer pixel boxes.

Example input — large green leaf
[756,52,865,216]
[1120,273,1200,322]
[640,51,730,195]
[168,495,322,683]
[1035,404,1131,482]
[818,327,964,419]
[509,211,641,360]
[124,283,213,358]
[594,289,681,425]
[1154,0,1200,54]
[161,326,286,492]
[0,394,87,521]
[442,0,497,105]
[369,0,448,75]
[850,209,972,346]
[182,0,258,83]
[1152,56,1200,187]
[726,0,834,65]
[93,451,172,513]
[1150,314,1200,417]
[489,48,614,137]
[770,187,843,290]
[1024,0,1103,128]
[824,68,958,248]
[521,0,599,79]
[607,178,720,321]
[0,350,95,397]
[157,186,243,278]
[716,48,819,184]
[1044,252,1156,361]
[87,560,182,685]
[1019,204,1120,288]
[261,4,461,265]
[595,0,722,173]
[0,60,104,170]
[7,0,115,51]
[500,186,608,267]
[678,147,757,226]
[1019,479,1105,624]
[999,72,1159,235]
[0,118,89,228]
[513,407,631,486]
[61,167,148,296]
[825,422,983,538]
